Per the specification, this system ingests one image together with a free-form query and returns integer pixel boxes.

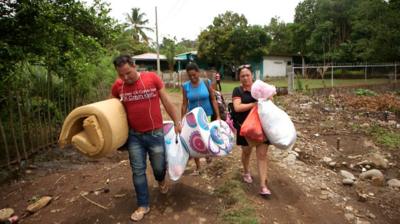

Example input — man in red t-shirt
[111,55,181,222]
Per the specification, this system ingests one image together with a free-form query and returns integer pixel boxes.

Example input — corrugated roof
[176,51,197,57]
[132,53,167,60]
[132,53,184,61]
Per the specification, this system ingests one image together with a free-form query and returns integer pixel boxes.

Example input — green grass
[166,87,181,93]
[367,125,400,149]
[214,171,259,224]
[218,78,389,94]
[349,121,400,150]
[354,88,378,96]
[167,78,390,94]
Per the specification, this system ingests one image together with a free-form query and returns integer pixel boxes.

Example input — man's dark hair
[113,55,134,68]
[186,62,200,72]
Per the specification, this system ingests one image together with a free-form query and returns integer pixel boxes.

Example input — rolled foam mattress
[58,98,128,158]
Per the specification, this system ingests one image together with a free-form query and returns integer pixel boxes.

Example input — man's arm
[181,87,188,120]
[159,87,182,133]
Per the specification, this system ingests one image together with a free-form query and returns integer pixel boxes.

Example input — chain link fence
[289,63,398,92]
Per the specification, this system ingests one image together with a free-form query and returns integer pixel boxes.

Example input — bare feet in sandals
[130,207,150,222]
[259,186,271,197]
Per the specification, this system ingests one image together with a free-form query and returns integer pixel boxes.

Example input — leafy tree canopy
[197,11,269,67]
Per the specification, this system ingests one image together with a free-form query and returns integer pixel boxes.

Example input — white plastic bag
[251,80,276,100]
[163,121,189,181]
[258,100,296,149]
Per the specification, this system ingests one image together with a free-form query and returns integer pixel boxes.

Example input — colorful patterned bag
[180,107,234,158]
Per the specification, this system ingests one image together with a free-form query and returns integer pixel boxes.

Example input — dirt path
[1,91,399,224]
[0,147,347,224]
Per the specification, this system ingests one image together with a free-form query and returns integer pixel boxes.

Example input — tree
[160,37,176,71]
[125,7,154,44]
[175,38,198,54]
[351,0,400,62]
[265,17,294,55]
[113,28,152,55]
[197,11,269,68]
[291,0,400,63]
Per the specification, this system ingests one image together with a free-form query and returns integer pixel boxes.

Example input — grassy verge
[352,123,400,149]
[214,170,259,224]
[367,125,400,149]
[215,78,389,94]
[167,78,390,94]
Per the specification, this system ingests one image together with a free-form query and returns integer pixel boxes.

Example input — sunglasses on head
[238,64,251,71]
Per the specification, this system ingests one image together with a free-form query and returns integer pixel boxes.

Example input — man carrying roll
[111,55,181,222]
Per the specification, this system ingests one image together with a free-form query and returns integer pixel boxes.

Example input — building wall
[250,61,264,80]
[262,56,292,77]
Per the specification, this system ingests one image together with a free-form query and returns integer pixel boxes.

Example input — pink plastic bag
[251,80,276,100]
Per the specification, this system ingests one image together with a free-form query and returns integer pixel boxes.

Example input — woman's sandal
[242,173,253,184]
[259,186,271,197]
[130,207,150,222]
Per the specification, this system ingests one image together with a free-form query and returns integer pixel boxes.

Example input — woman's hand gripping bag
[240,105,266,143]
[163,121,189,181]
[258,100,296,149]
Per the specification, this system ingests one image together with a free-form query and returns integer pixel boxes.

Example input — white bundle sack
[163,121,189,181]
[258,100,296,149]
[251,80,276,100]
[180,107,234,158]
[208,120,235,156]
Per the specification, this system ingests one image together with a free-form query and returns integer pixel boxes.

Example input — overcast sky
[96,0,302,41]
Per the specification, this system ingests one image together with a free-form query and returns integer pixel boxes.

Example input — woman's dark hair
[186,62,200,72]
[113,55,134,68]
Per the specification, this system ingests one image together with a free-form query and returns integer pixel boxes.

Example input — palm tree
[125,8,154,43]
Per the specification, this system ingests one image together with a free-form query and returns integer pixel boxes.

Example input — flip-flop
[242,173,253,184]
[130,207,150,222]
[259,186,271,197]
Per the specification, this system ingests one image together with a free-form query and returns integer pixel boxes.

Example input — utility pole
[155,7,161,77]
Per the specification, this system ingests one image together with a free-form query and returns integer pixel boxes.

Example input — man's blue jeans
[127,129,166,208]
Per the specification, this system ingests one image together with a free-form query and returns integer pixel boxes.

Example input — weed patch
[355,88,377,96]
[367,125,400,149]
[215,171,259,224]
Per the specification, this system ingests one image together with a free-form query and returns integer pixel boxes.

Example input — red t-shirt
[111,72,164,132]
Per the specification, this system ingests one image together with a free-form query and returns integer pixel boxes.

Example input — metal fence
[289,63,398,92]
[0,69,110,168]
[0,68,215,168]
[161,70,214,88]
